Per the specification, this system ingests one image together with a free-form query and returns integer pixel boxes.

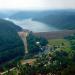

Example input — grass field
[48,39,71,52]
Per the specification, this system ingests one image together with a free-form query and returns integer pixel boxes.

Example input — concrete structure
[34,30,75,39]
[18,30,30,54]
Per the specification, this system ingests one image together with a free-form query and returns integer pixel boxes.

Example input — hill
[0,19,23,31]
[0,19,24,65]
[10,10,75,30]
[9,11,50,20]
[34,10,75,30]
[0,13,7,18]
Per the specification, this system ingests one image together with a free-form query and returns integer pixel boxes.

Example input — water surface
[5,18,59,32]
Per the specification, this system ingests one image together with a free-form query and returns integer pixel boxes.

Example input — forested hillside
[36,14,75,29]
[0,19,24,65]
[34,10,75,29]
[9,10,75,30]
[0,19,23,31]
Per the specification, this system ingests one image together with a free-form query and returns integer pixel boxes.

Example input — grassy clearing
[48,39,71,52]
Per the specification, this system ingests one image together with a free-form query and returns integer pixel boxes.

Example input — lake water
[5,18,59,32]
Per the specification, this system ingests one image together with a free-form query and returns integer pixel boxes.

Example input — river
[5,18,59,32]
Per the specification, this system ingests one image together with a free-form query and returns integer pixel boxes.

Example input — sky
[0,0,75,10]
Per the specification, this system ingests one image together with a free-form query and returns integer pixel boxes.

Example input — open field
[48,39,71,52]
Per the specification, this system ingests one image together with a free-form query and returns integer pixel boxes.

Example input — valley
[0,9,75,75]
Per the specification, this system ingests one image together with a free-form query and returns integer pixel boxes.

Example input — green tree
[27,32,48,54]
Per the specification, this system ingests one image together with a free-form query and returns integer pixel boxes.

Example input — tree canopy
[0,19,25,65]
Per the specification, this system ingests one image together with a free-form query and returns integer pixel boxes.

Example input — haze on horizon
[0,0,75,11]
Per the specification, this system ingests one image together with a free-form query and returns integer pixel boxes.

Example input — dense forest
[35,11,75,30]
[4,34,75,75]
[0,19,24,65]
[27,32,48,54]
